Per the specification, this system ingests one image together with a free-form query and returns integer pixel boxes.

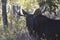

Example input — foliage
[0,0,60,40]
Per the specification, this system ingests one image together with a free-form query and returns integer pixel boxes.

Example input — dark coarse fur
[34,14,60,40]
[22,9,60,40]
[22,9,35,35]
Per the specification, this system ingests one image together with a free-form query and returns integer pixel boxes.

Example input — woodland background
[0,0,60,40]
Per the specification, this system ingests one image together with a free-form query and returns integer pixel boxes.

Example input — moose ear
[34,8,42,15]
[22,9,28,15]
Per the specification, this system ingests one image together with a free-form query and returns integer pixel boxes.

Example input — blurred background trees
[0,0,60,40]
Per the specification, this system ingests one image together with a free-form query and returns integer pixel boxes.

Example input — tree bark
[2,0,8,29]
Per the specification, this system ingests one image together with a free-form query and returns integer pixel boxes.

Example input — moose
[22,8,60,40]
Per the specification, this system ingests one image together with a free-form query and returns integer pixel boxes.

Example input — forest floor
[0,16,36,40]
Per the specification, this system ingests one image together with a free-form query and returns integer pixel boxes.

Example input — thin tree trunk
[2,0,8,30]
